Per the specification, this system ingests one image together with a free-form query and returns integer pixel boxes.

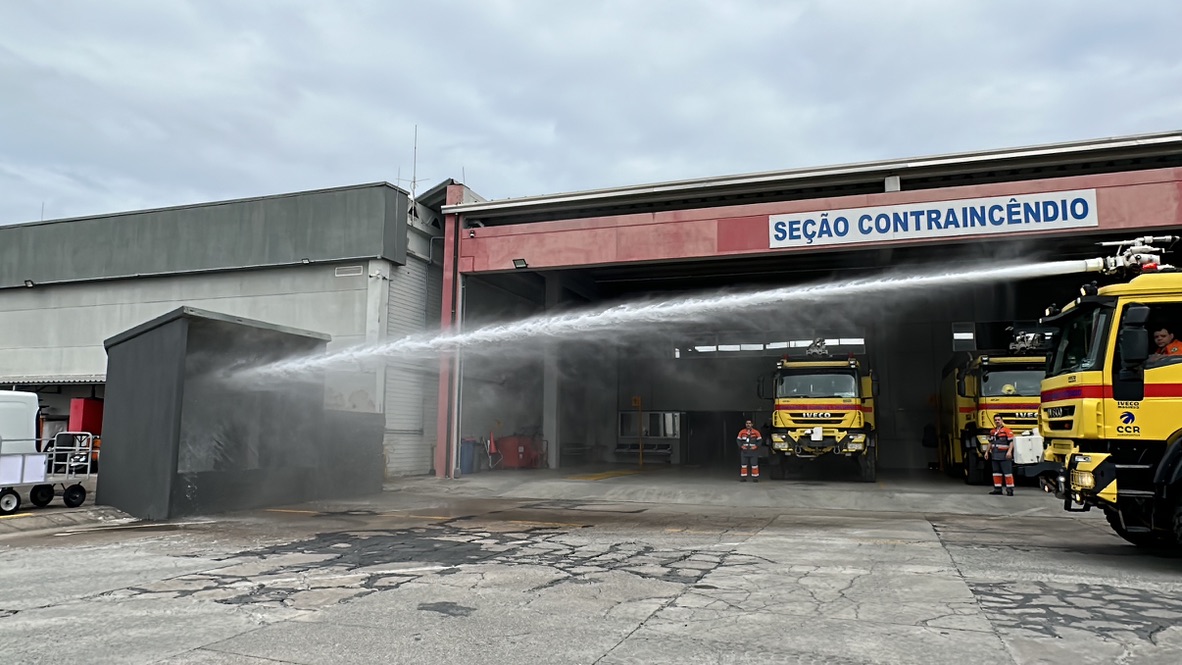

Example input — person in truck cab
[1149,326,1182,361]
[737,420,762,483]
[987,415,1015,496]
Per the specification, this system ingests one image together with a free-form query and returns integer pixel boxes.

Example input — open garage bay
[455,235,1128,477]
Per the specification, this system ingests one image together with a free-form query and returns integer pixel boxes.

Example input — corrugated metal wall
[1,183,407,290]
[383,256,440,476]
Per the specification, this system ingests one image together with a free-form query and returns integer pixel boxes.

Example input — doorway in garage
[684,410,749,469]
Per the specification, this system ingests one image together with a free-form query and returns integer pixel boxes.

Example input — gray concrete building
[0,180,467,477]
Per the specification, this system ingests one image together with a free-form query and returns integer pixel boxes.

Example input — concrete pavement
[1,467,1180,664]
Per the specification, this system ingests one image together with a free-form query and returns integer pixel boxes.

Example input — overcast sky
[1,0,1180,225]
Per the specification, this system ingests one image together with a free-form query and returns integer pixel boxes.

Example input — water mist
[234,257,1095,383]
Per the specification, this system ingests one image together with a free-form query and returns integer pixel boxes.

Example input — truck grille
[786,415,847,425]
[996,412,1038,426]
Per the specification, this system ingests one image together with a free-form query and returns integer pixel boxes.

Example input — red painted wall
[457,168,1182,273]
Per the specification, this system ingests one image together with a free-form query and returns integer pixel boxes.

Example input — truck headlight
[847,442,865,451]
[1071,470,1095,490]
[771,433,786,443]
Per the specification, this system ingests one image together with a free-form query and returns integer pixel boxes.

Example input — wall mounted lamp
[512,258,528,269]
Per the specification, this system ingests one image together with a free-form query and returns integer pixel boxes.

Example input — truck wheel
[941,437,955,477]
[963,443,986,485]
[1174,502,1182,548]
[0,489,21,515]
[858,454,877,483]
[29,484,55,508]
[1105,508,1165,548]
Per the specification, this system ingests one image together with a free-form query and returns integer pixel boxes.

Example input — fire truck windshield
[1048,304,1113,377]
[776,371,858,399]
[980,369,1044,397]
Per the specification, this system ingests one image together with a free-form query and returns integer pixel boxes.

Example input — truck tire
[858,453,877,483]
[963,442,986,485]
[1105,508,1166,548]
[942,436,957,478]
[1174,502,1182,549]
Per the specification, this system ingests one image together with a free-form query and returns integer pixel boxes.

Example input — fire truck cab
[937,323,1058,485]
[1039,236,1182,547]
[761,340,879,482]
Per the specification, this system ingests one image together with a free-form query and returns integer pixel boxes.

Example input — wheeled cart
[0,432,97,515]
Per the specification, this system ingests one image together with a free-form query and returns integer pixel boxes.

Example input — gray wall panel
[95,318,187,520]
[383,187,410,265]
[0,263,366,382]
[1,184,409,290]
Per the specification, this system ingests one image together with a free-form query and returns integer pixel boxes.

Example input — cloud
[1,0,1180,224]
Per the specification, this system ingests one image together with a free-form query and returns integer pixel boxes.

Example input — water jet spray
[229,237,1180,385]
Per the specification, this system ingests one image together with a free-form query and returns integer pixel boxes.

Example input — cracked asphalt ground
[1,476,1182,664]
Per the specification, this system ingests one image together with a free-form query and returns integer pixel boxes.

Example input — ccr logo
[1117,411,1140,435]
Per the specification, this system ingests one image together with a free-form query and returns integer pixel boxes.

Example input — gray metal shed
[97,306,382,520]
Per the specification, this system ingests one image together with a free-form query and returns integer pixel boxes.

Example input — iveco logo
[1014,412,1037,419]
[1120,411,1136,424]
[801,412,832,418]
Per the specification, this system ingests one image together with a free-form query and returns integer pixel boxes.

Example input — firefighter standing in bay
[987,414,1015,496]
[737,419,762,482]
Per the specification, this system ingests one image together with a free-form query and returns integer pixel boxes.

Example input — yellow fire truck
[762,340,880,482]
[937,324,1057,485]
[1039,235,1182,547]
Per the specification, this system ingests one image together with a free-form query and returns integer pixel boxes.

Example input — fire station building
[3,130,1181,482]
[431,130,1182,477]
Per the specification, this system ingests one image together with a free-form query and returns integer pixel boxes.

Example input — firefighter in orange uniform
[737,419,762,482]
[987,414,1015,496]
[1151,326,1182,359]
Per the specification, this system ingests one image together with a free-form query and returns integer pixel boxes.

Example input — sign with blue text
[769,189,1098,249]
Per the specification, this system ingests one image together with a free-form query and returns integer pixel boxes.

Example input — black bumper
[1013,461,1061,479]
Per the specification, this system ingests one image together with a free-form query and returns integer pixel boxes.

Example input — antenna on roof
[393,126,423,201]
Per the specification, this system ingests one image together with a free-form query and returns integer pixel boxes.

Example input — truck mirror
[956,374,966,397]
[756,375,769,400]
[1124,304,1151,327]
[871,373,880,397]
[1118,328,1149,367]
